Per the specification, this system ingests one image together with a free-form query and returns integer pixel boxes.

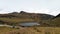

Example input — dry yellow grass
[0,26,18,34]
[0,26,60,34]
[34,27,60,34]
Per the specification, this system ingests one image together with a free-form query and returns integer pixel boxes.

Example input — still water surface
[19,22,40,26]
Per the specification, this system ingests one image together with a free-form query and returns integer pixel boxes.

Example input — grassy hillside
[0,17,34,23]
[50,17,60,27]
[0,27,60,34]
[43,14,60,27]
[0,11,54,25]
[0,11,60,34]
[0,26,18,34]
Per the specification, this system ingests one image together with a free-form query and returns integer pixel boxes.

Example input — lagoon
[19,22,40,27]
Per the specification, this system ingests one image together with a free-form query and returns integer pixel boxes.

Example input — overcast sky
[0,0,60,16]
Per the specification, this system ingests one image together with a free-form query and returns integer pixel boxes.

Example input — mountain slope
[51,14,60,26]
[44,14,60,27]
[0,11,54,25]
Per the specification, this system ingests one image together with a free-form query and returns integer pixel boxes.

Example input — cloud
[0,9,12,14]
[0,9,3,11]
[25,8,60,16]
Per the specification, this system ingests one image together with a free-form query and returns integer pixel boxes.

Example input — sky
[0,0,60,16]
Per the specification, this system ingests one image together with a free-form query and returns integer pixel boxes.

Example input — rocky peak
[20,11,27,14]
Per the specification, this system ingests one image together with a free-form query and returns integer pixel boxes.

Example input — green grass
[0,17,35,23]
